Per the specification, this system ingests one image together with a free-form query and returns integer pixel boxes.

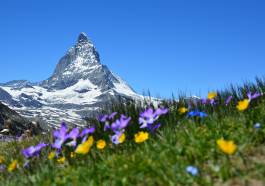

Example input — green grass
[0,78,265,186]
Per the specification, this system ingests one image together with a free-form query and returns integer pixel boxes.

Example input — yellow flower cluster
[96,140,107,150]
[57,157,66,164]
[207,92,217,100]
[237,99,249,111]
[118,133,126,144]
[8,160,18,172]
[48,151,56,160]
[134,131,149,143]
[178,107,188,114]
[217,138,237,155]
[0,156,5,164]
[75,136,94,155]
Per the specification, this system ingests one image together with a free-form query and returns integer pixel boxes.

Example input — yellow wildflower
[70,152,76,158]
[217,138,237,155]
[8,160,18,172]
[75,136,94,154]
[178,107,188,114]
[48,151,56,160]
[208,92,217,100]
[118,133,126,144]
[0,156,5,164]
[237,99,249,111]
[57,157,66,164]
[96,139,107,150]
[134,131,149,143]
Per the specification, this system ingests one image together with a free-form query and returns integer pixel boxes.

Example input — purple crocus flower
[52,123,69,149]
[65,128,79,147]
[225,96,233,106]
[111,115,131,133]
[201,98,208,105]
[187,110,207,118]
[108,112,118,120]
[23,160,30,168]
[0,165,6,172]
[111,131,124,145]
[247,92,261,101]
[22,142,47,159]
[201,98,215,105]
[80,127,95,143]
[80,127,95,137]
[139,108,168,128]
[186,166,199,176]
[154,108,169,116]
[147,123,161,133]
[98,112,118,131]
[98,115,108,122]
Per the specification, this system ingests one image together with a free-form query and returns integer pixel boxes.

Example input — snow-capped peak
[0,33,142,127]
[77,32,90,44]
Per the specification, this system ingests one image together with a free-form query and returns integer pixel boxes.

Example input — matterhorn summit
[0,33,142,127]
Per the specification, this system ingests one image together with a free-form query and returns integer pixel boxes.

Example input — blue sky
[0,0,265,98]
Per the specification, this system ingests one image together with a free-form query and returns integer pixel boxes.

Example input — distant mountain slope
[0,33,142,127]
[0,102,42,135]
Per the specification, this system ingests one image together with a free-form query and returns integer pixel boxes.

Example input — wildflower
[247,92,261,101]
[23,161,30,169]
[0,165,6,172]
[111,132,126,145]
[48,151,56,160]
[57,157,66,164]
[186,166,199,176]
[96,140,107,150]
[225,96,233,106]
[237,99,249,111]
[0,156,5,164]
[118,133,126,143]
[147,123,161,133]
[201,98,208,105]
[22,142,47,159]
[98,112,117,131]
[80,126,95,143]
[139,108,168,128]
[208,92,217,100]
[65,128,80,147]
[217,138,237,155]
[178,107,188,114]
[70,152,76,158]
[111,115,131,133]
[99,112,117,122]
[75,136,94,155]
[134,131,149,143]
[8,160,18,172]
[187,110,207,118]
[52,123,69,149]
[254,123,261,129]
[80,127,95,137]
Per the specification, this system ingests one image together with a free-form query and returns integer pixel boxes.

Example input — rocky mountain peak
[0,33,140,127]
[77,32,90,43]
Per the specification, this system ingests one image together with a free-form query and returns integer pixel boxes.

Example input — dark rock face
[0,102,42,135]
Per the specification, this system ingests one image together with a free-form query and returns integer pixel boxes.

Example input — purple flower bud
[225,96,233,106]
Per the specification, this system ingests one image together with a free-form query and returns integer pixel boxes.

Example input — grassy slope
[0,78,265,186]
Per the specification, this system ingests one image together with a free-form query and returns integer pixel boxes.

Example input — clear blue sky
[0,0,265,98]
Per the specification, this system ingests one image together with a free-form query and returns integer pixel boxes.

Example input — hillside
[0,79,264,185]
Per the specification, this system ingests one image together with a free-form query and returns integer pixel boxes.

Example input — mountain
[0,101,43,135]
[0,33,142,127]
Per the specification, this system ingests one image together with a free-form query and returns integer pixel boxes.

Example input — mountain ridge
[0,33,142,127]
